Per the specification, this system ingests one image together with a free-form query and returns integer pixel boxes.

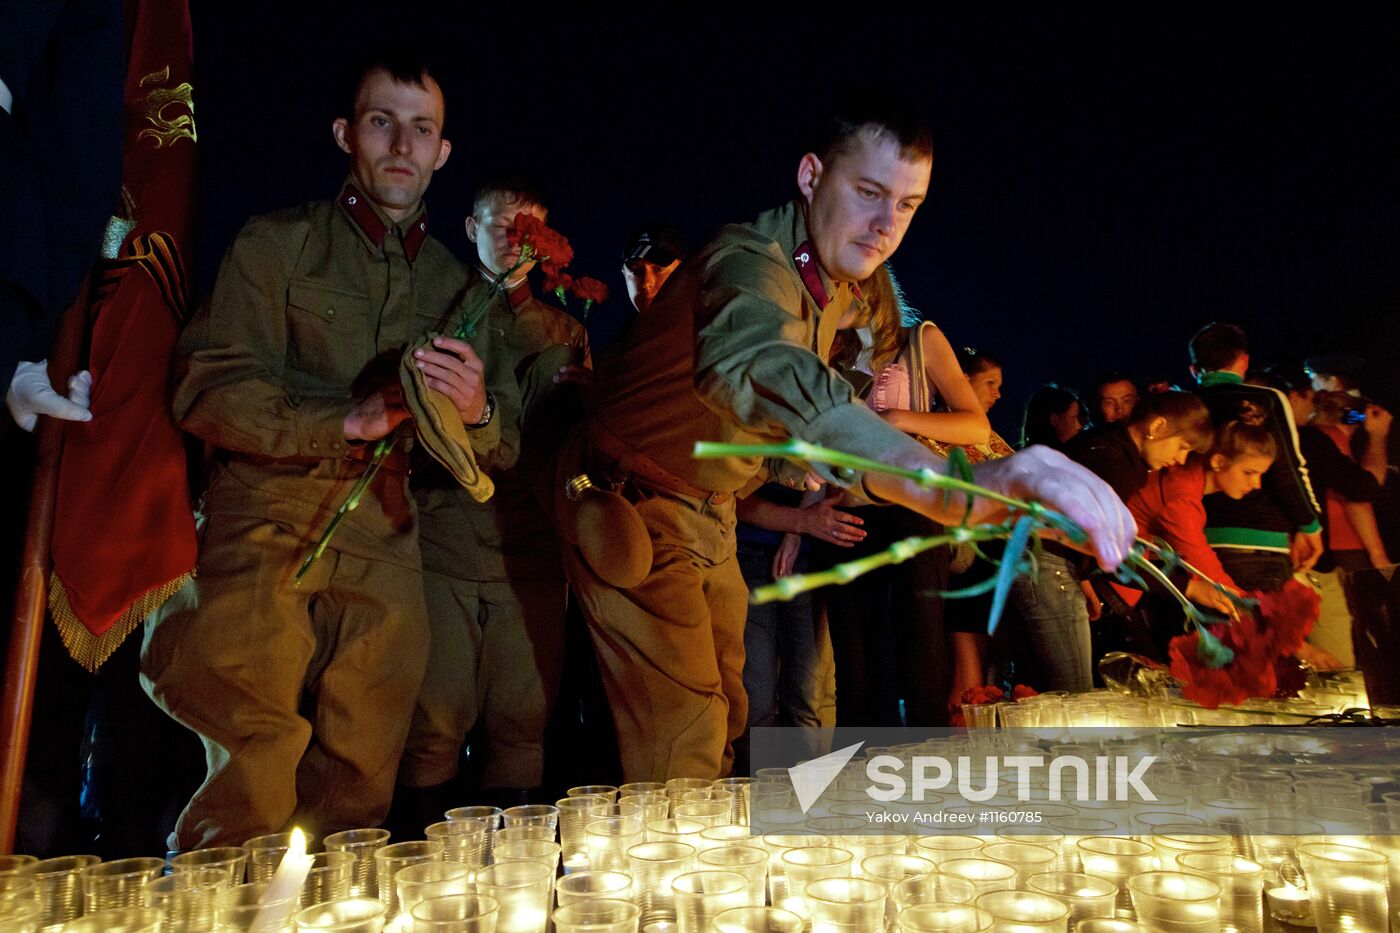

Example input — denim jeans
[1009,549,1092,692]
[1215,548,1293,592]
[736,541,833,740]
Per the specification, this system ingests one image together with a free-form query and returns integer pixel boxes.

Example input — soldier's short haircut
[472,174,549,219]
[341,46,443,120]
[812,92,934,166]
[1189,322,1249,373]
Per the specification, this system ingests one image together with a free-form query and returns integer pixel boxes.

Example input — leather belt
[590,422,731,506]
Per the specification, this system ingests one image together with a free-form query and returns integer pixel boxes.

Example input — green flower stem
[749,525,1014,604]
[294,421,409,585]
[692,439,1035,514]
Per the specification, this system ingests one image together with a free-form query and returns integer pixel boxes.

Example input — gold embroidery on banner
[136,66,197,148]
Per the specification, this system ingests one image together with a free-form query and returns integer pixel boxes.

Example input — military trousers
[141,512,429,850]
[400,572,567,790]
[563,490,748,782]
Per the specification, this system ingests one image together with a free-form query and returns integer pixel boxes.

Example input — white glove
[6,360,93,432]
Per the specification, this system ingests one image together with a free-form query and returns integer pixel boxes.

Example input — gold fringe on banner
[47,572,192,673]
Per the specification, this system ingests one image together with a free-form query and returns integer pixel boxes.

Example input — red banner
[49,0,198,671]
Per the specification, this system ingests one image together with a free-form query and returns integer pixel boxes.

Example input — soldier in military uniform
[400,177,588,805]
[142,53,514,849]
[567,97,1135,781]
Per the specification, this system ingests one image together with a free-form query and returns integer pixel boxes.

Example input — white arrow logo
[789,742,865,814]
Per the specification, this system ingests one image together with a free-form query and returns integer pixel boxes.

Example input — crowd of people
[6,47,1396,858]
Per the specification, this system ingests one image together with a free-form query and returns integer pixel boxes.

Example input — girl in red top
[1126,417,1342,668]
[1129,418,1278,594]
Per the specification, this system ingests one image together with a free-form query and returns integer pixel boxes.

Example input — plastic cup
[446,807,503,866]
[713,778,754,826]
[645,820,705,849]
[0,856,37,877]
[323,829,391,898]
[474,861,552,933]
[627,842,696,925]
[803,877,885,933]
[1297,842,1390,933]
[1075,837,1154,914]
[713,905,803,933]
[244,832,318,885]
[556,871,636,908]
[408,893,499,932]
[501,805,559,836]
[551,898,640,933]
[426,819,489,870]
[56,906,162,931]
[672,802,730,829]
[971,890,1068,931]
[617,795,670,825]
[1126,871,1222,933]
[31,855,100,930]
[585,818,644,872]
[81,857,164,914]
[1025,871,1115,923]
[299,851,354,908]
[912,837,984,867]
[492,840,560,878]
[391,861,472,920]
[670,871,748,933]
[890,872,979,910]
[292,897,387,931]
[938,859,1017,898]
[980,842,1057,888]
[619,783,667,799]
[568,786,621,805]
[142,868,226,932]
[213,881,298,932]
[374,840,445,921]
[698,846,768,908]
[896,903,994,932]
[558,797,612,871]
[171,846,249,887]
[1177,853,1263,933]
[777,847,852,913]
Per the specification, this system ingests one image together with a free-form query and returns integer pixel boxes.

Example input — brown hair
[829,262,916,375]
[1210,415,1277,463]
[1130,390,1215,453]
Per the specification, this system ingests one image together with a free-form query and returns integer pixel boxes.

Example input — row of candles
[1,763,1398,933]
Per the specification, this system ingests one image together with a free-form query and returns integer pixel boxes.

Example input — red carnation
[542,268,574,295]
[1253,578,1320,656]
[506,213,575,268]
[572,276,609,305]
[1012,684,1039,700]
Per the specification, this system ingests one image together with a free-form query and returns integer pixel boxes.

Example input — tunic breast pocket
[285,280,372,385]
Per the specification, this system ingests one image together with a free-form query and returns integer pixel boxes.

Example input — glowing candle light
[251,827,312,932]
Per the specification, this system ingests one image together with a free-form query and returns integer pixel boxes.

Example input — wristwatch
[469,391,495,429]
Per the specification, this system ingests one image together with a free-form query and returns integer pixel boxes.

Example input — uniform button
[326,308,335,317]
[419,222,426,231]
[310,440,319,450]
[347,196,357,205]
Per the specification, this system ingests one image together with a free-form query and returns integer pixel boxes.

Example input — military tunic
[142,183,512,849]
[570,199,931,781]
[405,280,589,789]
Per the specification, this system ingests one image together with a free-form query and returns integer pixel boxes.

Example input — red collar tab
[339,185,428,263]
[792,241,829,310]
[402,215,429,263]
[850,282,864,302]
[507,280,532,308]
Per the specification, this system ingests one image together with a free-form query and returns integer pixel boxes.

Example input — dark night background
[191,2,1400,439]
[6,2,1400,857]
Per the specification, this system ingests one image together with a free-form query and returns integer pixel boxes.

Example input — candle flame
[289,827,307,857]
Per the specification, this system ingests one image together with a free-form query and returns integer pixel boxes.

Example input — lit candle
[251,828,313,932]
[1265,883,1315,926]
